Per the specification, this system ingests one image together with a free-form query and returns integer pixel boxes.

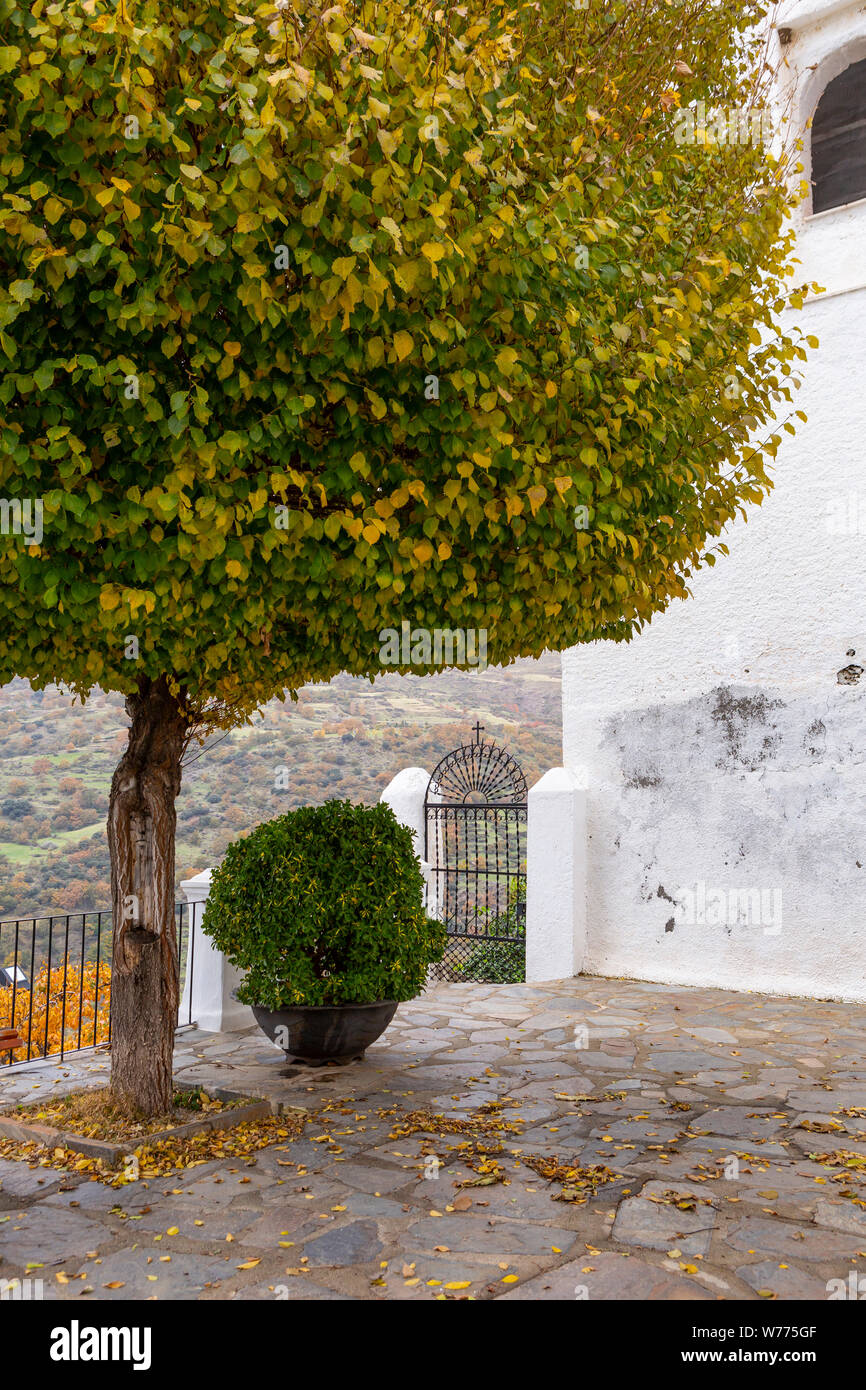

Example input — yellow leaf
[224,341,241,357]
[501,1274,519,1283]
[393,330,414,361]
[225,559,243,579]
[393,262,418,292]
[236,1259,261,1270]
[413,540,434,564]
[166,1227,179,1236]
[380,216,402,246]
[445,1281,472,1290]
[362,524,380,545]
[421,241,446,262]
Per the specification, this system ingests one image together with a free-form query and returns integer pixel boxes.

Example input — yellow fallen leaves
[520,1153,619,1204]
[0,1108,310,1186]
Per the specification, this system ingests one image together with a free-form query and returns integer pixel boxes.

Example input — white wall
[562,0,866,1001]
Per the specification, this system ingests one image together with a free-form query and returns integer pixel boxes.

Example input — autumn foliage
[0,961,111,1062]
[0,0,813,708]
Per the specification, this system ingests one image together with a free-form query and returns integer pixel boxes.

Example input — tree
[0,0,811,1112]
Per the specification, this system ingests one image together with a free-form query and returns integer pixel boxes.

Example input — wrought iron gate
[425,723,527,983]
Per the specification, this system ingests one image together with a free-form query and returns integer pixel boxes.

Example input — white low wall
[179,869,254,1033]
[526,769,587,982]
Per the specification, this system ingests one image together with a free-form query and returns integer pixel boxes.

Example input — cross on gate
[472,721,485,745]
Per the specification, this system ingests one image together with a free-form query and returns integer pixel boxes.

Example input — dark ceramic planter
[252,1000,398,1065]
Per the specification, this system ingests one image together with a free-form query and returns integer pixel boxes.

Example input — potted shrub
[201,800,446,1064]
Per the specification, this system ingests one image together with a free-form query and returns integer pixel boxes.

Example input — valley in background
[0,652,561,923]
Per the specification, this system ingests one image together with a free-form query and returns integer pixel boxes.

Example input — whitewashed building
[561,0,866,1003]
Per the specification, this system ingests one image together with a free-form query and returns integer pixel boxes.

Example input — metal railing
[0,902,194,1068]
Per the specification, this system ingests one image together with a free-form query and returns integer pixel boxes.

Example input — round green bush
[201,800,446,1008]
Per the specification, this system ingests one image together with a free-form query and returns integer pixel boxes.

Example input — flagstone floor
[2,975,866,1301]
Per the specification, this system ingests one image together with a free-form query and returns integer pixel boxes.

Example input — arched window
[811,57,866,214]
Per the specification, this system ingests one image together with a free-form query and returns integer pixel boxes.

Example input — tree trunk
[107,675,188,1115]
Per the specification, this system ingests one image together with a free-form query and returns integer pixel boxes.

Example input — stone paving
[2,975,866,1301]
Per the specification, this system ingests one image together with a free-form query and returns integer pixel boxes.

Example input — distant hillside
[0,654,561,922]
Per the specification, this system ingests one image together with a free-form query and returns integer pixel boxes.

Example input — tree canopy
[0,0,811,722]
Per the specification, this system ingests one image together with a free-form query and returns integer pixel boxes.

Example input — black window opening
[811,57,866,214]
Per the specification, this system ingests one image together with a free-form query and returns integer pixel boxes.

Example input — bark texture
[107,675,187,1115]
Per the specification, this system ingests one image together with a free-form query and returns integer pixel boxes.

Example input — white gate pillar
[379,767,437,915]
[179,869,255,1033]
[526,768,587,982]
